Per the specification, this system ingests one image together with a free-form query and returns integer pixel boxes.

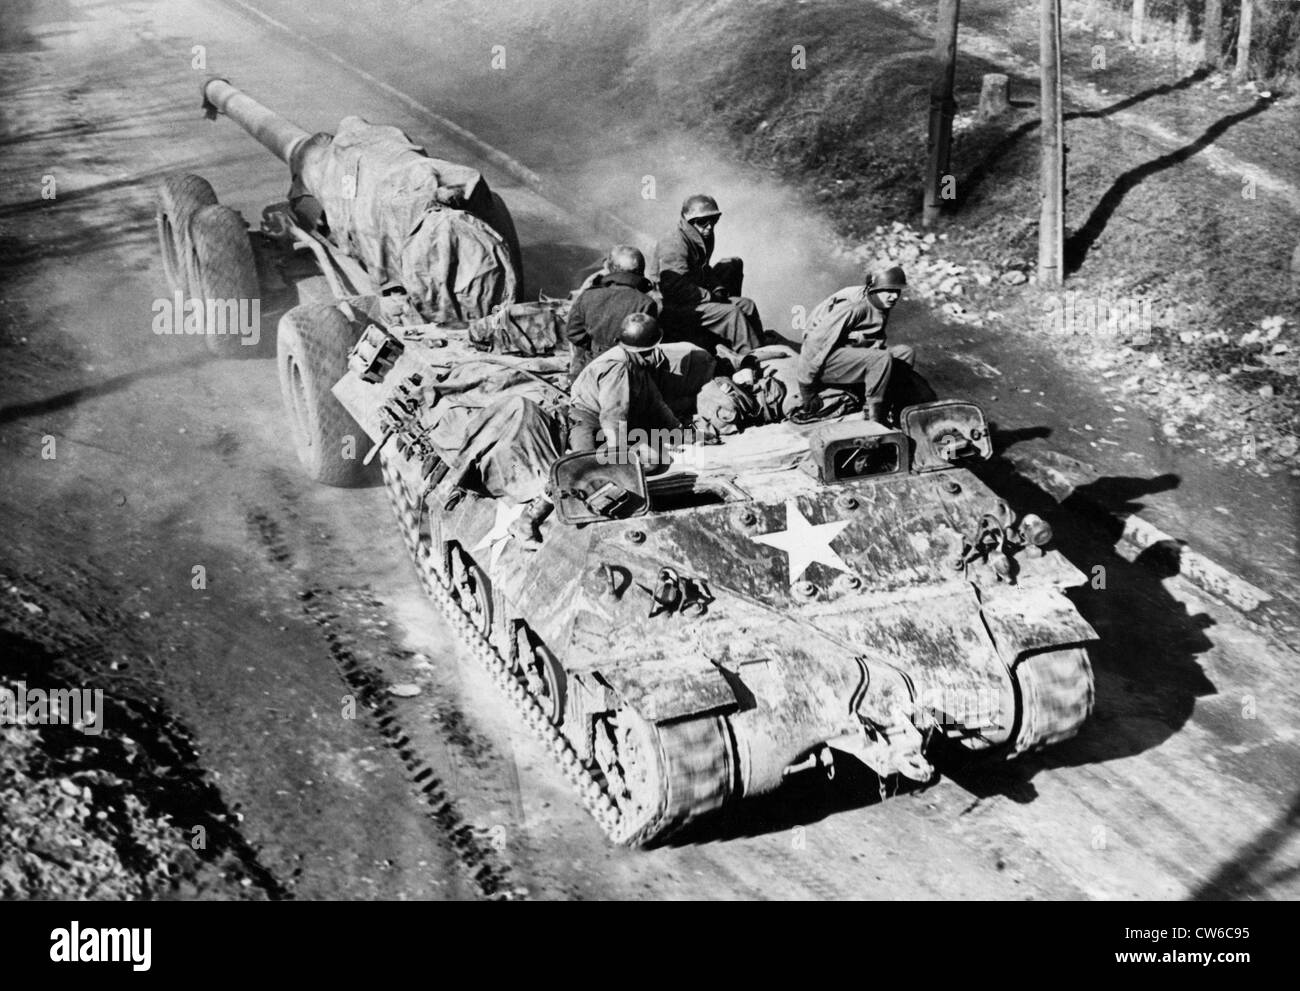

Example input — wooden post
[1235,0,1254,79]
[922,0,961,228]
[1131,0,1146,45]
[1203,0,1223,67]
[978,73,1011,119]
[1038,0,1064,287]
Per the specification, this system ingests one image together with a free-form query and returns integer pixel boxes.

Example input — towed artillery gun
[160,80,1096,846]
[156,77,523,481]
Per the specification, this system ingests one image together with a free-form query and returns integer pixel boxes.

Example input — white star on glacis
[473,501,526,567]
[752,499,852,585]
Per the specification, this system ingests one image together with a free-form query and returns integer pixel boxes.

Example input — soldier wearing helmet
[651,194,765,361]
[567,313,712,456]
[795,265,933,423]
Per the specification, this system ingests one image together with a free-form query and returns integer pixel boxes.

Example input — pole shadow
[1064,95,1278,273]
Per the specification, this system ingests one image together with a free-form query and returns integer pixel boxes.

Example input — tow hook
[639,568,713,618]
[782,745,836,782]
[816,745,836,781]
[648,567,682,617]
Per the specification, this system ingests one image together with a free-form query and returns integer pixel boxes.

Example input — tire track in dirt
[242,505,518,899]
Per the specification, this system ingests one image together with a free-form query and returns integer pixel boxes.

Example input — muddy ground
[1,0,1298,900]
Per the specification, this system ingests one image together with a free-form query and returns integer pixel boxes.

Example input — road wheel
[276,303,373,486]
[186,204,260,354]
[447,544,492,636]
[513,623,565,725]
[156,173,217,296]
[488,192,525,298]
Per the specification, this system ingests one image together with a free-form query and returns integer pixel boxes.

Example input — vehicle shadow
[672,451,1218,842]
[659,753,932,848]
[989,423,1053,449]
[945,459,1217,802]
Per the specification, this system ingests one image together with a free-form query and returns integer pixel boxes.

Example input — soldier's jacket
[569,346,679,441]
[565,271,659,375]
[652,219,725,309]
[798,285,891,387]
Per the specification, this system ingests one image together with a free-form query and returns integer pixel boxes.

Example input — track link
[377,452,671,845]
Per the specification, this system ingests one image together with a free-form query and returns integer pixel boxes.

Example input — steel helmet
[681,194,722,221]
[867,265,908,292]
[618,312,663,352]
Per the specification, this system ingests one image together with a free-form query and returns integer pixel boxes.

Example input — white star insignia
[752,499,852,585]
[473,501,526,567]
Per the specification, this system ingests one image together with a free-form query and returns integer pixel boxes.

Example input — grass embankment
[623,0,1300,471]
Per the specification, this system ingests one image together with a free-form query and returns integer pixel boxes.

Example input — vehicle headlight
[1019,513,1052,547]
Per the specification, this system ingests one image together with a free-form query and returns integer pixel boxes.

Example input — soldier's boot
[509,498,554,551]
[715,342,759,376]
[863,400,885,424]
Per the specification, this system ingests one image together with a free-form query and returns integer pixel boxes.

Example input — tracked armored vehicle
[170,80,1095,846]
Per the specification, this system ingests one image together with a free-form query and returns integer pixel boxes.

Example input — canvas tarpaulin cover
[420,361,566,504]
[297,116,519,323]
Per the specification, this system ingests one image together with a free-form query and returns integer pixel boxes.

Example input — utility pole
[1038,0,1065,286]
[922,0,960,228]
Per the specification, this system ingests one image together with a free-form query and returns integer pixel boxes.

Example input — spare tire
[186,204,261,354]
[156,174,217,296]
[276,304,374,486]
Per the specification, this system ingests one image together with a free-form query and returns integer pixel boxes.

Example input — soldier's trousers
[820,345,936,411]
[567,408,602,453]
[889,344,916,367]
[819,345,894,402]
[662,298,764,356]
[660,257,763,356]
[886,350,936,410]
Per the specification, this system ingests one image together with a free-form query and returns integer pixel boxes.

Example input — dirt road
[1,0,1296,900]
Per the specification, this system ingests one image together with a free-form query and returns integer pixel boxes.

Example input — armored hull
[348,329,1096,845]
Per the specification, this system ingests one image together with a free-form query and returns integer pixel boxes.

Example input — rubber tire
[488,192,526,299]
[185,204,260,355]
[156,174,217,296]
[276,304,373,486]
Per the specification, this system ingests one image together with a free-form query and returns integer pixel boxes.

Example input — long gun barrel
[200,77,312,167]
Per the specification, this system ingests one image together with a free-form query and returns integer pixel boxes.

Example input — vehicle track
[243,506,517,899]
